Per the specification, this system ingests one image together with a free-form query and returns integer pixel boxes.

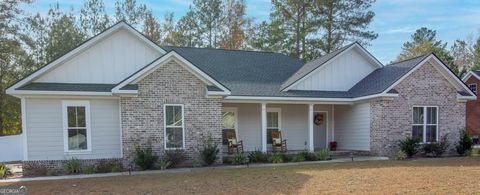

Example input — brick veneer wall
[23,158,122,177]
[120,60,223,168]
[465,76,480,136]
[370,60,466,156]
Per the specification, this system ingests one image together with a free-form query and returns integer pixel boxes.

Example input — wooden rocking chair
[271,131,287,152]
[227,131,244,154]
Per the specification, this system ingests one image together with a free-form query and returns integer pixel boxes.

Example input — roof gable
[7,21,166,95]
[281,43,383,91]
[462,70,480,82]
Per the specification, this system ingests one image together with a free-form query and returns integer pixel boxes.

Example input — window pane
[166,127,183,148]
[267,112,278,128]
[413,107,424,124]
[166,106,173,126]
[68,129,87,150]
[426,125,437,142]
[412,125,423,141]
[222,112,235,129]
[67,107,76,127]
[173,106,182,126]
[166,106,182,126]
[426,107,437,124]
[267,129,279,144]
[222,129,236,145]
[77,107,86,127]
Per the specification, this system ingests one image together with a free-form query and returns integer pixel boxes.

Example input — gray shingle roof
[473,70,480,77]
[280,43,355,90]
[17,83,116,92]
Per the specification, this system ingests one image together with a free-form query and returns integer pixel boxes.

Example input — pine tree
[219,0,251,49]
[192,0,224,48]
[80,0,111,36]
[143,10,162,44]
[115,0,147,28]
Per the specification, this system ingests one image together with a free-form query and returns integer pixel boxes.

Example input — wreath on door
[314,113,324,126]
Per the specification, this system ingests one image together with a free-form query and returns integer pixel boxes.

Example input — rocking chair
[271,131,287,152]
[227,131,244,154]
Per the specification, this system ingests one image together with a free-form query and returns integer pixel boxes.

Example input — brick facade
[23,158,122,177]
[120,60,223,168]
[465,76,480,136]
[370,60,466,156]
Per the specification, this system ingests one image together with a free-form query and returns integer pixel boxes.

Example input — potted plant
[329,141,337,151]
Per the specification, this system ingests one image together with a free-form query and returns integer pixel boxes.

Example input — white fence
[0,134,23,162]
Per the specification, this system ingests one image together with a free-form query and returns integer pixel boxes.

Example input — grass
[1,157,480,194]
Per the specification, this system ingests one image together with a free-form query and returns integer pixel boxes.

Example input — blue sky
[22,0,480,63]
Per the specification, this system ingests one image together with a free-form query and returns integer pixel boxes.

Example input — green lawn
[1,157,480,194]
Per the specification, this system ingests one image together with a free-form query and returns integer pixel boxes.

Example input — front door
[313,112,327,149]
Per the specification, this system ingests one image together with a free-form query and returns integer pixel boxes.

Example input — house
[6,21,475,172]
[462,71,480,138]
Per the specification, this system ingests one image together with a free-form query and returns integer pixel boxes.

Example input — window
[164,104,184,149]
[267,108,281,144]
[222,108,237,145]
[469,83,477,94]
[62,101,91,152]
[412,106,438,143]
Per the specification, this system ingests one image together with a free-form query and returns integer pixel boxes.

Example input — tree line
[2,0,480,135]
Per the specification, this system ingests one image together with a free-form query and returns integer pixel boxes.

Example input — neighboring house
[462,71,480,137]
[6,21,475,172]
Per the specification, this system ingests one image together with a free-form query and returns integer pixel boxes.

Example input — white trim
[6,22,165,95]
[222,107,239,138]
[163,104,185,150]
[21,98,28,161]
[282,43,383,91]
[112,52,230,95]
[8,90,113,96]
[313,111,329,149]
[261,103,267,152]
[224,93,398,103]
[412,106,439,143]
[266,107,281,130]
[308,104,314,152]
[118,100,123,158]
[332,104,335,142]
[62,100,92,153]
[462,71,480,82]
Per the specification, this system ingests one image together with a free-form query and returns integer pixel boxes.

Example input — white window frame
[163,104,185,150]
[62,100,92,153]
[222,107,238,138]
[412,106,439,143]
[469,83,477,94]
[267,107,282,144]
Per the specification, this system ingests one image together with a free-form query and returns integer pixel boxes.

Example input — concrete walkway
[0,156,388,183]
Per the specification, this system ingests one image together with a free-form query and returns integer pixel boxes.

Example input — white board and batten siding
[35,29,161,84]
[290,47,378,91]
[25,98,121,160]
[334,102,371,151]
[0,134,23,162]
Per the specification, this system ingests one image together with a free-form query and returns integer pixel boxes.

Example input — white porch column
[261,103,267,152]
[308,104,314,152]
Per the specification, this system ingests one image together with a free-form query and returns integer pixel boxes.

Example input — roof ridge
[161,45,281,54]
[386,54,430,66]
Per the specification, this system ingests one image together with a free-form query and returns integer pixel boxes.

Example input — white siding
[334,102,370,151]
[25,98,121,160]
[36,29,161,84]
[0,135,23,162]
[291,48,378,91]
[223,103,333,151]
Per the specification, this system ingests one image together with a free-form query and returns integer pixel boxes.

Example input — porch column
[261,103,267,152]
[308,104,314,152]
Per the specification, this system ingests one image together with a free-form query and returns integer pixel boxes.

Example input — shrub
[456,129,473,155]
[0,164,12,179]
[316,149,331,161]
[83,165,97,174]
[399,137,421,157]
[200,134,219,165]
[231,153,247,165]
[155,159,171,170]
[97,160,122,173]
[269,153,285,163]
[423,134,449,157]
[134,146,158,170]
[248,150,266,163]
[64,158,82,174]
[291,153,306,162]
[46,170,57,176]
[464,149,473,156]
[111,164,122,172]
[164,149,186,168]
[395,150,407,160]
[300,151,318,161]
[23,163,48,177]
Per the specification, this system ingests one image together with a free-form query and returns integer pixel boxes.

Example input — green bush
[111,164,122,172]
[269,153,285,163]
[0,164,12,179]
[399,137,421,157]
[164,149,186,168]
[395,150,407,160]
[423,134,449,157]
[464,149,473,156]
[248,150,266,163]
[83,165,97,174]
[456,129,473,155]
[97,160,122,173]
[291,153,306,162]
[46,170,57,176]
[316,149,331,161]
[134,146,158,170]
[64,158,82,174]
[155,159,171,170]
[231,153,247,165]
[200,134,219,165]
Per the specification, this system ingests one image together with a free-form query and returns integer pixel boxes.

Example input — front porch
[221,102,371,154]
